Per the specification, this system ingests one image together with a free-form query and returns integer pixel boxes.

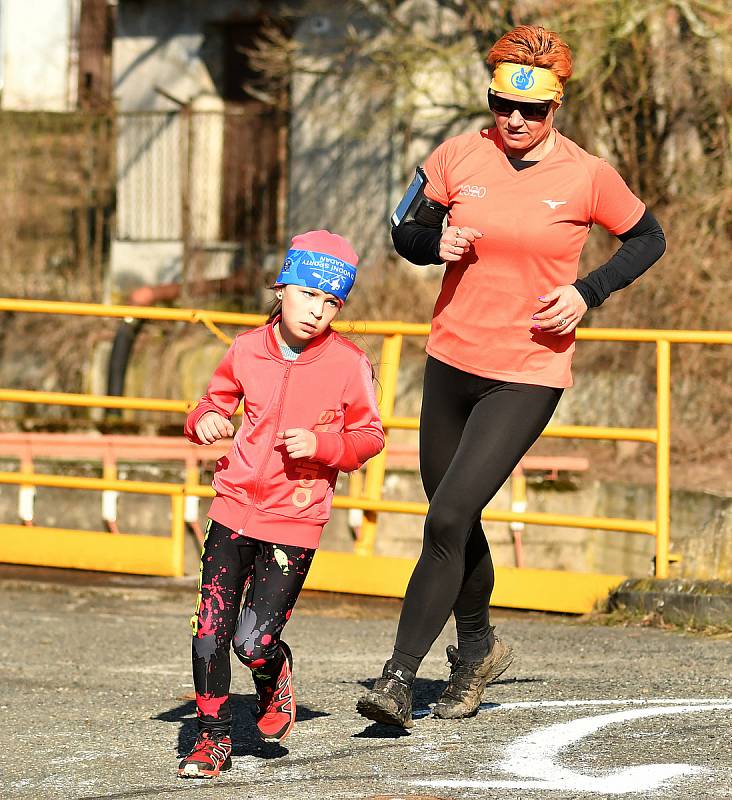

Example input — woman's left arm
[574,209,666,309]
[532,209,666,335]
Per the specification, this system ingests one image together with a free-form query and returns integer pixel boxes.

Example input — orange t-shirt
[422,128,644,387]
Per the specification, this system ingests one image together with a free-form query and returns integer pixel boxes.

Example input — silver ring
[558,318,567,326]
[456,227,462,237]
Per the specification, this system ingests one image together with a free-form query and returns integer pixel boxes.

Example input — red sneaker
[177,730,232,779]
[253,641,296,743]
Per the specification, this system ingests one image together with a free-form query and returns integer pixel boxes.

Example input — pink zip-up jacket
[184,320,384,549]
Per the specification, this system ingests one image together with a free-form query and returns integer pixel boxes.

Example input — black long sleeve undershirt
[391,200,446,265]
[390,192,666,309]
[573,208,666,308]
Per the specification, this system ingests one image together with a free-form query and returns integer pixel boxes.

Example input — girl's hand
[439,226,483,262]
[195,411,235,444]
[531,285,588,335]
[278,428,317,459]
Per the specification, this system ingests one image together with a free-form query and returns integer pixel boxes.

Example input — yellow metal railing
[0,471,186,576]
[1,298,731,608]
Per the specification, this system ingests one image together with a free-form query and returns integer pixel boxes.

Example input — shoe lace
[443,658,476,699]
[256,669,293,716]
[192,731,229,755]
[255,684,275,715]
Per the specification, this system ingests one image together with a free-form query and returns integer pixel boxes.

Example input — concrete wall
[286,1,488,270]
[0,0,76,110]
[286,8,395,268]
[109,1,403,294]
[110,0,242,295]
[113,0,237,113]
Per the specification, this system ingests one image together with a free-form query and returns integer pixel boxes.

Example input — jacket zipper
[246,360,292,516]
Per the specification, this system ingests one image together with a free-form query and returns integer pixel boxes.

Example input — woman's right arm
[184,340,243,445]
[390,200,448,265]
[393,140,482,264]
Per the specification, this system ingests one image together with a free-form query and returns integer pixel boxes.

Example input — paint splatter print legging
[191,519,315,733]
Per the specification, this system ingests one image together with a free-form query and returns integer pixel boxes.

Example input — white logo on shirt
[459,184,487,198]
[542,199,568,209]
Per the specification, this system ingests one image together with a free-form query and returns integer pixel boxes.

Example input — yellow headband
[489,62,563,104]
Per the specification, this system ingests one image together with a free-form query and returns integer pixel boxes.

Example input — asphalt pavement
[1,568,731,800]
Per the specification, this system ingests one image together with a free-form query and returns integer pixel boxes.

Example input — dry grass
[0,111,113,302]
[583,605,732,638]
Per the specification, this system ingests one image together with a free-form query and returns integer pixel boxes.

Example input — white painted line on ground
[412,699,732,795]
[488,698,732,710]
[412,696,730,719]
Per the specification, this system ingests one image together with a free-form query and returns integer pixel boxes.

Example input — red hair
[487,25,573,87]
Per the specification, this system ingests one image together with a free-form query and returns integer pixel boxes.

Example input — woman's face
[490,91,557,156]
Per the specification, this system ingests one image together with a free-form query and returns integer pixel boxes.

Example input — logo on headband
[275,249,356,302]
[311,263,346,294]
[511,67,535,91]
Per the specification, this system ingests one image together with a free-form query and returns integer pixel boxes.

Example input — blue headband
[275,249,356,303]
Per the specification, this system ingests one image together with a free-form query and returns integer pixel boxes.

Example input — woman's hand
[195,411,235,444]
[439,226,483,262]
[278,428,317,459]
[531,285,588,335]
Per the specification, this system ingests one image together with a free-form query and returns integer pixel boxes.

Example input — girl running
[178,230,384,778]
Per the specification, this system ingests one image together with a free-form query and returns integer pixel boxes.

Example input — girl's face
[277,284,341,343]
[490,91,556,158]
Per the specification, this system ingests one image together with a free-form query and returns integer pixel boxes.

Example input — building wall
[113,0,237,112]
[286,9,395,269]
[110,1,398,295]
[0,0,76,110]
[111,1,275,296]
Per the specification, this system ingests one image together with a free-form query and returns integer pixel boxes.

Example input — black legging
[191,520,315,733]
[393,356,562,670]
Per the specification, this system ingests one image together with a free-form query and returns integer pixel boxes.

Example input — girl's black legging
[393,356,563,671]
[191,520,315,733]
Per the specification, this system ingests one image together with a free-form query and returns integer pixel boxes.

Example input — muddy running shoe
[433,634,514,719]
[253,641,296,743]
[177,730,232,779]
[356,659,415,729]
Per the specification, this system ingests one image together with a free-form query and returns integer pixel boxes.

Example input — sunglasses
[487,91,553,121]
